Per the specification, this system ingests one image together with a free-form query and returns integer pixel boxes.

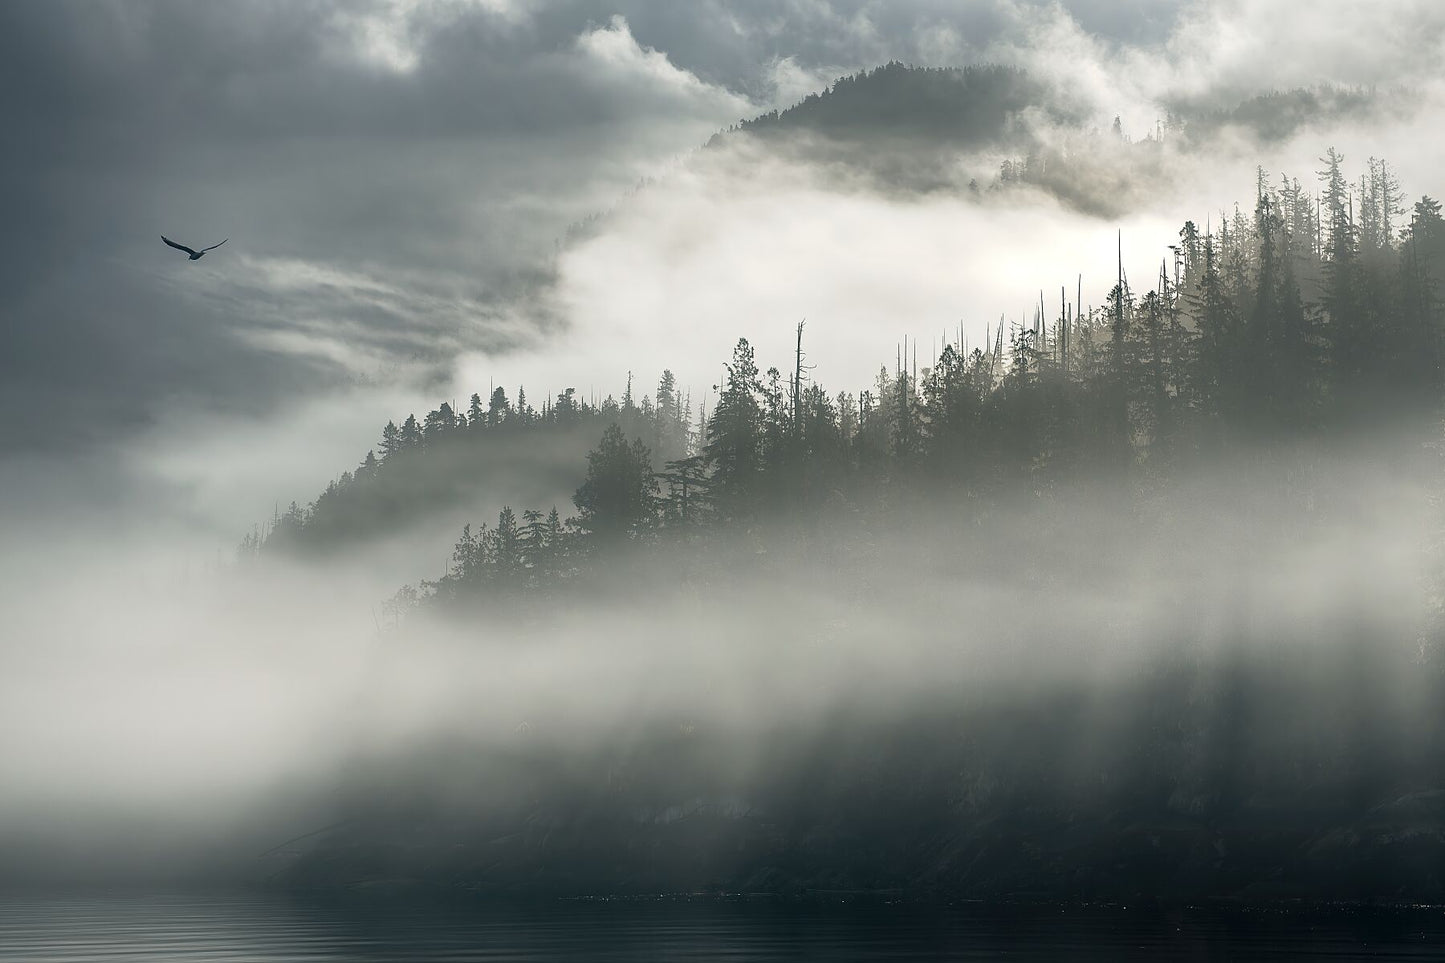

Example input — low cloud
[0,443,1436,881]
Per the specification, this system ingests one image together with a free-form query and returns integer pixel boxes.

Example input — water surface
[1,893,1441,961]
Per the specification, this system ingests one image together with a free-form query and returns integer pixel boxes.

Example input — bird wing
[199,238,229,253]
[161,235,199,257]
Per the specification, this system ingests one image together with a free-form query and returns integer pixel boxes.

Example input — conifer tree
[487,387,511,428]
[492,507,523,588]
[705,339,764,517]
[400,414,423,449]
[574,424,659,544]
[379,421,403,460]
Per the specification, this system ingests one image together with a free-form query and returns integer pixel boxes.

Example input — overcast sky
[2,0,1442,543]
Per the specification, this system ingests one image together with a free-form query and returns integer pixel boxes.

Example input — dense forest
[241,381,687,558]
[251,150,1445,613]
[264,150,1445,900]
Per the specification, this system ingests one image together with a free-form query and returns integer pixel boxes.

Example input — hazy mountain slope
[249,65,1408,563]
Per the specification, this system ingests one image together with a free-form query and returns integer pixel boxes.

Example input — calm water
[1,893,1442,961]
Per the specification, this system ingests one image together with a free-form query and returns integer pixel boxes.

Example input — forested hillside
[264,143,1445,901]
[720,63,1386,151]
[312,151,1438,613]
[693,63,1395,213]
[243,378,692,558]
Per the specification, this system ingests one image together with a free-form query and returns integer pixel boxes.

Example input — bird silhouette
[162,235,228,260]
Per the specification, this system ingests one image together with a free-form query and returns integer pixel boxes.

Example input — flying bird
[161,235,228,260]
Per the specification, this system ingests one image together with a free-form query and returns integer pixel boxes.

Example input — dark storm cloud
[0,0,754,454]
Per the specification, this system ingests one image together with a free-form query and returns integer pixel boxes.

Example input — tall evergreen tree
[400,414,423,449]
[379,421,403,460]
[705,339,764,518]
[487,387,511,428]
[574,424,659,544]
